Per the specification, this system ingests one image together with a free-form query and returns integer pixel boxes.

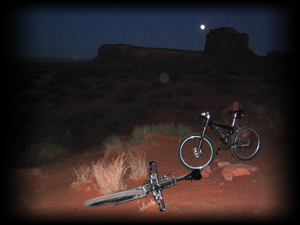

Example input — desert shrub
[71,163,92,188]
[102,135,125,155]
[114,92,136,104]
[80,107,106,125]
[171,99,199,110]
[113,103,150,124]
[130,125,152,145]
[267,108,288,134]
[21,142,68,162]
[127,151,148,180]
[79,90,105,101]
[209,83,232,94]
[60,113,84,136]
[60,108,106,135]
[92,153,129,195]
[96,119,122,136]
[138,199,156,212]
[159,90,174,99]
[203,68,229,84]
[150,90,173,99]
[130,123,192,145]
[96,83,115,91]
[122,83,145,95]
[150,78,163,88]
[175,84,197,97]
[146,98,166,107]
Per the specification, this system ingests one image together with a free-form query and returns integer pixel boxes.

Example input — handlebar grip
[148,161,158,174]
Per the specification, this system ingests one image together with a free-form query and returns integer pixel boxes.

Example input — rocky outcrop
[204,27,253,55]
[195,27,257,72]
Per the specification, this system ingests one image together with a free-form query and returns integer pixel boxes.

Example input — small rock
[203,165,212,173]
[221,163,259,181]
[201,170,210,178]
[222,172,234,181]
[218,161,230,168]
[222,165,250,177]
[201,166,212,178]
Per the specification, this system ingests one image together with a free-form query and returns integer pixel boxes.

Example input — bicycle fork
[196,116,209,156]
[148,161,166,212]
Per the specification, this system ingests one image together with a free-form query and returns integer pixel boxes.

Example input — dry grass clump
[127,151,148,180]
[71,163,92,188]
[71,150,148,193]
[102,135,125,155]
[138,199,156,212]
[92,152,129,195]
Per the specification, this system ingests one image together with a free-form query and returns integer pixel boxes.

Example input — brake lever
[157,192,166,212]
[148,161,167,212]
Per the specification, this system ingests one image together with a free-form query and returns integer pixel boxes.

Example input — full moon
[200,24,205,30]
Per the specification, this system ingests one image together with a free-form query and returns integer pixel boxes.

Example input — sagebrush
[92,153,129,195]
[127,151,148,180]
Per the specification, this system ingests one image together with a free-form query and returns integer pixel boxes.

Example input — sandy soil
[8,129,295,223]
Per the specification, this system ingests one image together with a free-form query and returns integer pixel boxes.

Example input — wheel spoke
[232,127,261,160]
[178,135,214,169]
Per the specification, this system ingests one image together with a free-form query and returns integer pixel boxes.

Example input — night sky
[8,3,295,59]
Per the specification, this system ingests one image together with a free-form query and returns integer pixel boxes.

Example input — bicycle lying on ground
[84,161,202,211]
[178,110,262,170]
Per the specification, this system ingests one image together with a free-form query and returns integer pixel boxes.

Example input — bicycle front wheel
[231,126,261,161]
[84,188,146,207]
[178,133,215,170]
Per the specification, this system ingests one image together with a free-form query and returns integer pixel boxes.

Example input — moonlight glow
[200,24,205,30]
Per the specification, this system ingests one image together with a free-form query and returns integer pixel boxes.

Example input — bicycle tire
[231,126,261,161]
[177,133,215,170]
[84,188,146,207]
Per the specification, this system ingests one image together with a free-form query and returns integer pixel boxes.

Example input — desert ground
[7,53,296,223]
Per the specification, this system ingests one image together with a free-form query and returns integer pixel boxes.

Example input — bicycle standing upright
[178,110,262,170]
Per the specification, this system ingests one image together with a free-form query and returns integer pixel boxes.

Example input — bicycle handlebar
[145,161,202,211]
[145,164,202,192]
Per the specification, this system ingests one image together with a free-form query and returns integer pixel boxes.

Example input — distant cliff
[97,44,202,62]
[93,27,290,74]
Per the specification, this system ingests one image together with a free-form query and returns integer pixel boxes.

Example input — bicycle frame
[208,121,234,145]
[198,111,243,153]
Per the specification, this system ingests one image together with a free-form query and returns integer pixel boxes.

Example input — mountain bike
[178,110,261,170]
[84,161,202,212]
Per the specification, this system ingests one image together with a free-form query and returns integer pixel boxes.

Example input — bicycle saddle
[228,109,244,118]
[228,109,244,114]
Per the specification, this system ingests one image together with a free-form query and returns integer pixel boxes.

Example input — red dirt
[8,130,295,223]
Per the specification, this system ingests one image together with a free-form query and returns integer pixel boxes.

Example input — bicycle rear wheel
[177,133,215,170]
[231,126,261,161]
[84,188,146,207]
